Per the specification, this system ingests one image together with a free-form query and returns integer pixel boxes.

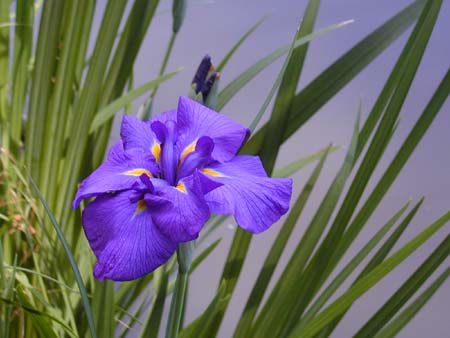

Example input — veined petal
[145,175,210,242]
[151,120,179,185]
[82,191,177,281]
[73,142,158,208]
[176,96,249,162]
[120,110,176,154]
[201,156,292,234]
[178,136,214,179]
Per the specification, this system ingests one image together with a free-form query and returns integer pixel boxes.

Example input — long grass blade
[273,145,339,178]
[190,238,222,273]
[247,20,307,133]
[56,0,128,227]
[216,20,352,111]
[233,144,330,338]
[118,298,147,338]
[216,16,267,72]
[353,233,450,337]
[316,198,424,337]
[89,68,183,134]
[299,200,417,335]
[92,281,115,338]
[10,0,33,156]
[0,0,11,149]
[259,0,320,173]
[45,0,95,212]
[287,210,450,338]
[179,282,230,338]
[374,267,450,338]
[241,0,425,155]
[138,266,168,338]
[29,176,97,338]
[331,64,450,277]
[24,0,64,177]
[280,3,444,331]
[38,0,85,197]
[93,0,162,166]
[252,110,360,338]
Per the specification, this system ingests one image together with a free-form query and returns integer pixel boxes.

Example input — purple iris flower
[73,97,292,281]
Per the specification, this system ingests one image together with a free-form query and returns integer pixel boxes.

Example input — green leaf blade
[29,176,97,338]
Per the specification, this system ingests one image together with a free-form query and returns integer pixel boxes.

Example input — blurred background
[100,0,450,336]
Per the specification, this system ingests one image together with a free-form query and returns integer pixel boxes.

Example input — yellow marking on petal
[134,200,146,217]
[180,140,197,163]
[124,168,153,177]
[151,143,161,164]
[176,181,187,193]
[201,168,223,177]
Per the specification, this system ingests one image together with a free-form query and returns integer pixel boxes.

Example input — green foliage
[0,0,448,338]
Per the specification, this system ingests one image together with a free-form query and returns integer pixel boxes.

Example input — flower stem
[166,242,193,338]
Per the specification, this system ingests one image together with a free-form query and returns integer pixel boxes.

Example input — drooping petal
[197,171,223,194]
[200,156,292,234]
[82,191,177,281]
[176,96,249,162]
[120,110,176,156]
[73,142,159,208]
[145,175,210,242]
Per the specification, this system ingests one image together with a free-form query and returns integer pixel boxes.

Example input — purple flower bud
[192,55,212,94]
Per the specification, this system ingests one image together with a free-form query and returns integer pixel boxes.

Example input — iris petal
[120,110,176,152]
[72,142,159,208]
[145,175,210,242]
[178,136,214,179]
[151,120,179,185]
[201,156,292,234]
[176,96,250,162]
[82,191,177,281]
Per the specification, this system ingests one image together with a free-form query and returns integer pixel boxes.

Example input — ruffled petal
[73,142,159,208]
[82,191,177,281]
[145,175,210,242]
[176,96,249,162]
[201,156,292,234]
[120,110,176,153]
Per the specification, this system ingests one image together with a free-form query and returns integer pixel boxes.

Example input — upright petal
[177,136,214,179]
[73,142,158,208]
[82,191,177,281]
[176,96,249,162]
[200,156,292,234]
[120,110,176,153]
[151,120,179,185]
[145,175,210,242]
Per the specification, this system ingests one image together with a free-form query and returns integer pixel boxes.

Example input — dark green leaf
[233,144,330,338]
[259,0,320,173]
[287,210,450,338]
[241,0,425,155]
[216,20,352,111]
[354,233,450,338]
[374,267,450,338]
